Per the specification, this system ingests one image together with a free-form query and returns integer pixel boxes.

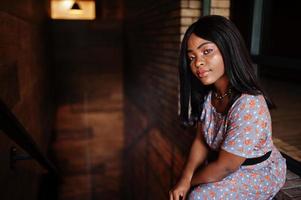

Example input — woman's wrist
[180,172,193,184]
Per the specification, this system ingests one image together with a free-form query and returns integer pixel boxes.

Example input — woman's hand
[169,178,191,200]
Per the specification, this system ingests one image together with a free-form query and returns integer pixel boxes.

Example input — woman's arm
[169,123,209,200]
[190,150,246,186]
[180,123,209,182]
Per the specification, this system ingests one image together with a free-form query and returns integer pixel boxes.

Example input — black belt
[208,151,272,166]
[242,151,271,166]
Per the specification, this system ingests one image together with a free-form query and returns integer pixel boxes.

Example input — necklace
[214,88,232,101]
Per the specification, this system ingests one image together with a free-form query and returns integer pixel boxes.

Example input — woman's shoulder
[234,93,266,104]
[228,93,268,116]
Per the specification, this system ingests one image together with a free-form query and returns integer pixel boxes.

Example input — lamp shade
[71,2,81,10]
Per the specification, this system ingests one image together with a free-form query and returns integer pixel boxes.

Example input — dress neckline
[209,91,226,116]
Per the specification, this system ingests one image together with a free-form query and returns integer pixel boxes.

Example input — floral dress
[188,92,286,200]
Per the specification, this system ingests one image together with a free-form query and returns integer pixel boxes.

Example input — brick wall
[124,0,198,199]
[211,0,230,17]
[0,1,54,199]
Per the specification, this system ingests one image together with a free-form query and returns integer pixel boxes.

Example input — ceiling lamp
[71,1,81,11]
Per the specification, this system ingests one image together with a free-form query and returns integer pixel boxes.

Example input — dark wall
[230,0,254,50]
[123,0,200,199]
[0,1,54,199]
[49,1,125,199]
[50,0,124,105]
[260,0,301,59]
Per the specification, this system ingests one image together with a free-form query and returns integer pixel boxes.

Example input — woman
[169,15,286,200]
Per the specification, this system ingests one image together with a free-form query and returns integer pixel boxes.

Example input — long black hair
[179,15,274,127]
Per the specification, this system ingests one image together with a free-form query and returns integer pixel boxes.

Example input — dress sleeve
[221,94,270,158]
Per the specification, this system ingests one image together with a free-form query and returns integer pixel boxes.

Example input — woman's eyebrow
[187,41,213,52]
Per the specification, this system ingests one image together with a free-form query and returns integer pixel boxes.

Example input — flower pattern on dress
[189,92,286,200]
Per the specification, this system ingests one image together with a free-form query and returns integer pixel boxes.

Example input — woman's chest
[201,112,227,150]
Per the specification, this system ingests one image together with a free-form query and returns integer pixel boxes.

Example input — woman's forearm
[190,149,245,186]
[190,161,233,186]
[181,132,209,182]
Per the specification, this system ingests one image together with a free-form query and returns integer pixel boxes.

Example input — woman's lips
[196,69,210,78]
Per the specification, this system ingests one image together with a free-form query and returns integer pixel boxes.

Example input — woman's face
[187,33,227,86]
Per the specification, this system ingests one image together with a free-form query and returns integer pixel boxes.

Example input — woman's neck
[213,75,230,95]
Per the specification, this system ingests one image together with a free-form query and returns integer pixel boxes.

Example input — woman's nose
[195,59,205,68]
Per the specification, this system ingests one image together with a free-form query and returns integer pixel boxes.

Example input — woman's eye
[189,57,195,62]
[203,49,213,55]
